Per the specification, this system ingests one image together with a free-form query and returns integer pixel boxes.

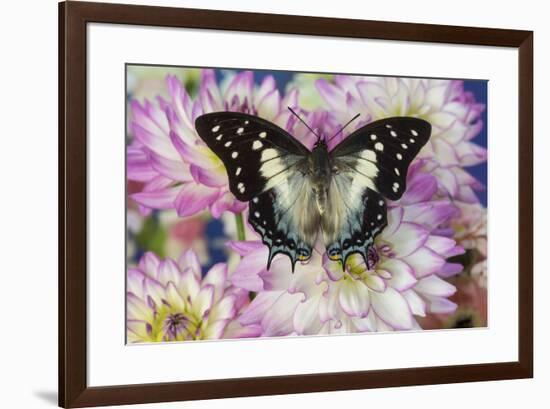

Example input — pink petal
[260,292,304,336]
[438,262,464,278]
[386,222,429,257]
[190,165,228,188]
[127,146,157,182]
[255,75,277,102]
[131,121,179,161]
[230,247,268,292]
[426,296,457,314]
[315,79,347,110]
[259,257,292,291]
[402,201,457,230]
[210,191,244,218]
[166,74,194,131]
[404,246,446,278]
[149,151,191,182]
[424,235,460,256]
[174,182,221,217]
[400,172,438,204]
[226,240,264,256]
[238,291,282,326]
[223,322,262,339]
[131,186,179,210]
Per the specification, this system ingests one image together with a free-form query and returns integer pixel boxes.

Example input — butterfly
[195,111,431,271]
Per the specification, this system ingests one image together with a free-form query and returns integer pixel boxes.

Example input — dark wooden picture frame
[59,1,533,407]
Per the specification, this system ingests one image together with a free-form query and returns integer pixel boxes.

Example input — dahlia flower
[127,250,257,342]
[128,70,302,218]
[230,169,464,335]
[450,202,488,287]
[316,76,486,203]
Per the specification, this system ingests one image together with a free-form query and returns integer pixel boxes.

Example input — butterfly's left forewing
[195,112,310,202]
[324,117,431,267]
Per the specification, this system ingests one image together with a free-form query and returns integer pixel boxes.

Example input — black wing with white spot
[322,117,430,268]
[195,112,310,202]
[330,117,431,201]
[321,174,388,268]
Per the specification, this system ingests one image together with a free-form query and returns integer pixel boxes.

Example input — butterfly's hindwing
[248,176,319,271]
[330,117,431,201]
[195,112,309,202]
[322,173,387,267]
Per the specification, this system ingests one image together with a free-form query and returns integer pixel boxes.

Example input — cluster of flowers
[127,70,487,342]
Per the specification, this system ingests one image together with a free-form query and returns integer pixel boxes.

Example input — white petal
[338,279,371,317]
[371,287,414,330]
[414,275,456,297]
[381,259,417,291]
[261,292,303,336]
[402,289,426,317]
[404,246,446,278]
[293,296,322,335]
[426,296,457,314]
[203,263,228,302]
[178,267,200,300]
[157,259,181,287]
[387,222,429,257]
[191,285,214,319]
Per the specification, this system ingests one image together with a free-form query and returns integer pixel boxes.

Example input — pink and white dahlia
[451,201,488,287]
[128,70,301,218]
[316,76,486,203]
[230,169,464,335]
[127,249,257,342]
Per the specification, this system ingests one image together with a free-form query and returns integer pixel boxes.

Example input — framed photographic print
[59,1,533,407]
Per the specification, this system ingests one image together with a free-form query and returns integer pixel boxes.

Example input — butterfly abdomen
[308,141,332,215]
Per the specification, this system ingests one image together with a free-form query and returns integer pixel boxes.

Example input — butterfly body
[195,111,431,272]
[307,140,332,215]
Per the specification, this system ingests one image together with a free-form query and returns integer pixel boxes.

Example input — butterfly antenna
[328,113,360,143]
[287,106,321,142]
